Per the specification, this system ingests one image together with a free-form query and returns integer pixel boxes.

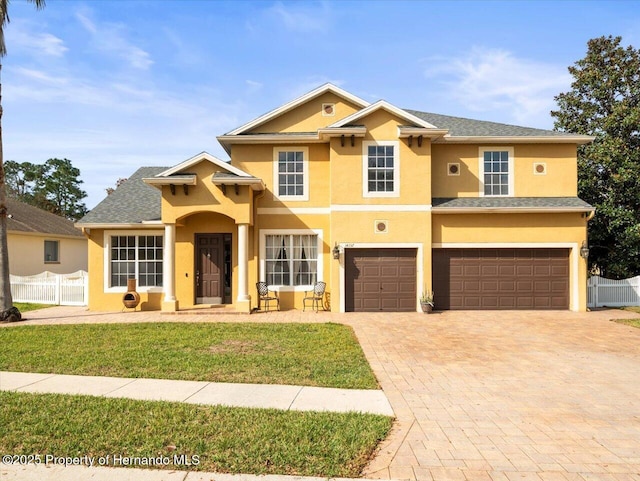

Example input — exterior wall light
[580,241,590,259]
[332,243,340,259]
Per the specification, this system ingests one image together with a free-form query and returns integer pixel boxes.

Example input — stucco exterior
[78,83,594,313]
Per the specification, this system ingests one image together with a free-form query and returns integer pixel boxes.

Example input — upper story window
[363,141,400,198]
[273,147,309,201]
[44,240,59,263]
[480,147,514,197]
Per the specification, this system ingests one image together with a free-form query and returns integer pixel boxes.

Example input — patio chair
[303,281,326,312]
[256,282,280,311]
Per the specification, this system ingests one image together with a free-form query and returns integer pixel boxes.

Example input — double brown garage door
[345,248,417,312]
[433,248,570,310]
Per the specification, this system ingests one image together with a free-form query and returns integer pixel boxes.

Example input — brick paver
[3,306,640,481]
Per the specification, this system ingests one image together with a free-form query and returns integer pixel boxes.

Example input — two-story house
[77,83,594,312]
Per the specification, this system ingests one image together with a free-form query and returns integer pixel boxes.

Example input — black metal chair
[256,282,279,311]
[303,281,326,312]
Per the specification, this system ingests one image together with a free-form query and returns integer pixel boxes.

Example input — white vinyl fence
[10,270,88,306]
[588,275,640,308]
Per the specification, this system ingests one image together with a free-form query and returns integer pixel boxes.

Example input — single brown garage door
[345,248,417,312]
[433,248,569,310]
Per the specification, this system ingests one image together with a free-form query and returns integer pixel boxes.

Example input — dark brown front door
[196,234,224,304]
[345,248,417,312]
[433,248,570,310]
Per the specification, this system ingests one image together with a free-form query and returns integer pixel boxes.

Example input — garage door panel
[346,248,417,312]
[433,248,569,310]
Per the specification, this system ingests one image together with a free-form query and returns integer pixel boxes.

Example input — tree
[5,159,87,220]
[0,0,46,322]
[34,158,88,220]
[551,36,640,279]
[106,177,128,195]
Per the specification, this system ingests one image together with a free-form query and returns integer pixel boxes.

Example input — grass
[12,302,51,312]
[613,307,640,329]
[0,322,378,389]
[0,391,392,477]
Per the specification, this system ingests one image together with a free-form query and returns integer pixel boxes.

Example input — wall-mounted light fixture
[580,240,590,259]
[332,243,340,259]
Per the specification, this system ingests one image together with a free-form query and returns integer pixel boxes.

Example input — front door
[196,234,224,304]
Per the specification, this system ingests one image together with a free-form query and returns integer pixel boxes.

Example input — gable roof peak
[224,83,370,136]
[329,99,441,130]
[157,151,252,178]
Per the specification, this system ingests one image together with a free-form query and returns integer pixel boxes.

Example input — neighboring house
[77,83,594,313]
[7,198,88,276]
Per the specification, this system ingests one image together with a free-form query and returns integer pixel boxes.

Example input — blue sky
[4,0,639,209]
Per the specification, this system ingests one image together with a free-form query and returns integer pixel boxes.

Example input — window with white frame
[363,141,399,197]
[44,240,59,263]
[274,147,309,200]
[109,234,163,288]
[263,232,320,287]
[480,147,514,196]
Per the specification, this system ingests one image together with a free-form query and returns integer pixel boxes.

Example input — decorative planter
[420,302,433,314]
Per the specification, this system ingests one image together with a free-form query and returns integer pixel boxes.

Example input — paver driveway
[351,310,640,481]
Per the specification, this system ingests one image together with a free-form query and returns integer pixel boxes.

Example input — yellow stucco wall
[431,143,578,198]
[8,233,87,276]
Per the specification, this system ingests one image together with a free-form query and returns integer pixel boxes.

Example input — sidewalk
[0,371,394,416]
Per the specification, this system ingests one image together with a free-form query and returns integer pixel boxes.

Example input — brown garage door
[433,248,569,310]
[345,248,417,312]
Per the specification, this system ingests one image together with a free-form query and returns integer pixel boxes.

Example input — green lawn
[0,322,378,389]
[615,307,640,328]
[0,391,392,477]
[12,302,51,312]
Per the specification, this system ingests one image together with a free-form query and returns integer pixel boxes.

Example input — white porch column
[236,223,251,312]
[162,223,178,312]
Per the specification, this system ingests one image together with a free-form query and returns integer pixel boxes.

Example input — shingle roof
[77,167,167,225]
[6,198,83,237]
[405,110,576,138]
[432,197,594,210]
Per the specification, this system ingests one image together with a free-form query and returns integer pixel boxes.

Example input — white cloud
[267,1,331,33]
[8,21,68,57]
[424,47,572,127]
[75,11,153,70]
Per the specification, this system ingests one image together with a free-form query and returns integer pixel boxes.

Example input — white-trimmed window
[273,147,309,201]
[363,141,399,197]
[260,230,323,290]
[44,240,59,263]
[104,232,164,290]
[480,147,514,196]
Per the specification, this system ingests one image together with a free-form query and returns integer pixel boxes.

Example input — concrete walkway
[0,371,394,416]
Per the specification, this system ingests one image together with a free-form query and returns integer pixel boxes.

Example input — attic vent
[534,163,547,175]
[374,220,388,234]
[322,103,335,116]
[448,163,460,176]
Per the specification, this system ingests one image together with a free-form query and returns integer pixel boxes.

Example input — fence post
[54,274,61,305]
[593,276,599,308]
[83,274,89,306]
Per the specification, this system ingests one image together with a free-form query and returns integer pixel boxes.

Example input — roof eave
[142,176,197,188]
[398,127,450,140]
[432,207,596,214]
[75,222,164,229]
[211,176,266,191]
[434,135,595,145]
